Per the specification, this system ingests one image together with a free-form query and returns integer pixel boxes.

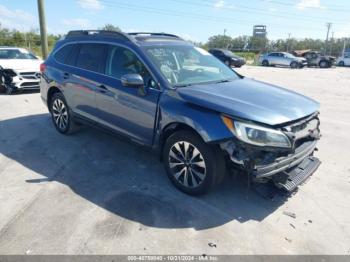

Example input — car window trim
[52,40,162,91]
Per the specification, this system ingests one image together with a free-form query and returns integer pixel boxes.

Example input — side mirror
[121,74,144,87]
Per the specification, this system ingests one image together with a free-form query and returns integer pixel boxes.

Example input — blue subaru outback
[40,30,321,195]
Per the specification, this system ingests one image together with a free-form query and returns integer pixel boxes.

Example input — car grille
[282,114,320,149]
[19,72,41,80]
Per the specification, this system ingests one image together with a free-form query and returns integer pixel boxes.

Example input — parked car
[259,52,307,68]
[208,48,246,67]
[40,31,321,195]
[336,53,350,66]
[0,47,42,92]
[302,51,335,68]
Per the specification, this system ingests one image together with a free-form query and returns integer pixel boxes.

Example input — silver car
[259,52,307,68]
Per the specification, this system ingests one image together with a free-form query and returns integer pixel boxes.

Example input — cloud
[62,18,91,29]
[213,0,235,10]
[77,0,104,10]
[296,0,325,10]
[0,4,36,31]
[269,7,277,12]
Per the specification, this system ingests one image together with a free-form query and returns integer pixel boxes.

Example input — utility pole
[223,29,227,36]
[325,22,332,55]
[287,33,291,52]
[37,0,48,59]
[329,31,334,56]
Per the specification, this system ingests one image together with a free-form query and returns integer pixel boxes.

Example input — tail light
[40,63,47,73]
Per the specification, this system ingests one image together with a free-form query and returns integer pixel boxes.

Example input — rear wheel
[339,61,345,67]
[50,92,79,134]
[163,130,225,195]
[262,60,269,66]
[319,60,329,68]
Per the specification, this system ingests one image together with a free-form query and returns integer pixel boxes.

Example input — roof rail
[128,32,182,39]
[65,30,131,42]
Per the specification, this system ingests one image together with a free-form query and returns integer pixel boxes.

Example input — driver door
[95,45,161,145]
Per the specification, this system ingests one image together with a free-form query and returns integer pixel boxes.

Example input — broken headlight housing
[221,116,292,148]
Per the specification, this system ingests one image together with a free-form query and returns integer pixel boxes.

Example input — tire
[0,75,6,93]
[50,92,79,134]
[290,61,298,69]
[163,130,225,195]
[319,60,329,68]
[262,60,269,66]
[339,61,345,67]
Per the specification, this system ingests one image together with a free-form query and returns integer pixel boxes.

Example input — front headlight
[221,116,291,148]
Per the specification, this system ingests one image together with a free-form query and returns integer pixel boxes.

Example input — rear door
[94,44,161,145]
[344,54,350,66]
[64,43,108,121]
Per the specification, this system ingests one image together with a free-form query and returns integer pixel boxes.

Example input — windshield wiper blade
[174,83,193,88]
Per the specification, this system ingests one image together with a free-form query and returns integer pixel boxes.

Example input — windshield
[145,45,240,87]
[0,49,38,60]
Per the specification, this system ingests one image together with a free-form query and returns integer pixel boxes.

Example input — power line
[97,0,329,32]
[172,0,349,24]
[256,0,350,13]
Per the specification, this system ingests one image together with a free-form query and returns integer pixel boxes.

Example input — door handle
[63,72,69,79]
[97,84,108,93]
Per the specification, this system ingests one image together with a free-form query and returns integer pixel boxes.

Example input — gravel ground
[0,66,349,255]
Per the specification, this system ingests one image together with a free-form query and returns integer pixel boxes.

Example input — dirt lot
[0,66,349,255]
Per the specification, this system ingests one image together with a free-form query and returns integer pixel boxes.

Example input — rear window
[76,44,107,73]
[54,45,74,64]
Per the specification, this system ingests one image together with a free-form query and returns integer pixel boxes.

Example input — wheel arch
[47,86,62,110]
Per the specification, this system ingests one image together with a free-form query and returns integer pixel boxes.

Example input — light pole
[37,0,48,59]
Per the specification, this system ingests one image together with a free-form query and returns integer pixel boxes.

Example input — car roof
[62,30,191,47]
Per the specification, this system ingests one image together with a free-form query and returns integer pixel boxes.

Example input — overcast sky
[0,0,349,42]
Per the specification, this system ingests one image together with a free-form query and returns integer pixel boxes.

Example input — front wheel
[262,60,269,66]
[163,130,225,195]
[50,92,79,134]
[290,61,298,69]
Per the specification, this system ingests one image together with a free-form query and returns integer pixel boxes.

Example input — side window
[54,45,74,64]
[106,45,154,87]
[76,43,107,73]
[269,53,276,57]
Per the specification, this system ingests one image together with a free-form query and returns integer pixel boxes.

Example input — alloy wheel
[168,141,207,188]
[52,98,68,130]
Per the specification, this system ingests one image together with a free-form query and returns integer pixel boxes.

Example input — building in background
[253,25,267,38]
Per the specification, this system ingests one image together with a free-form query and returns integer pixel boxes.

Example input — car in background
[302,51,335,68]
[336,53,350,67]
[259,52,307,68]
[208,48,246,67]
[0,47,42,92]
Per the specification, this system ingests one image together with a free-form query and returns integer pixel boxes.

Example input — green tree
[206,35,233,49]
[100,24,122,32]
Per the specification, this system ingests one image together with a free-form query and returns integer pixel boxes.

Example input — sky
[0,0,349,42]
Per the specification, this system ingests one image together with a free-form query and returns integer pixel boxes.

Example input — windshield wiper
[174,83,193,88]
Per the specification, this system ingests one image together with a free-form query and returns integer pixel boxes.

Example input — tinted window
[76,44,107,73]
[54,45,73,63]
[65,45,80,66]
[106,46,148,78]
[269,53,277,57]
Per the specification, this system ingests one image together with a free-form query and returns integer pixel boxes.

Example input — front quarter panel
[157,90,233,143]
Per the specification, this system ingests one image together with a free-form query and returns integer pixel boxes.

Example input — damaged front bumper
[220,115,321,192]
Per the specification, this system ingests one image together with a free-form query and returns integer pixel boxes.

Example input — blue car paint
[177,78,320,126]
[41,34,320,150]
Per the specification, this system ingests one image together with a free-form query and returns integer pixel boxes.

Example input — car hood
[0,59,42,71]
[177,78,319,126]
